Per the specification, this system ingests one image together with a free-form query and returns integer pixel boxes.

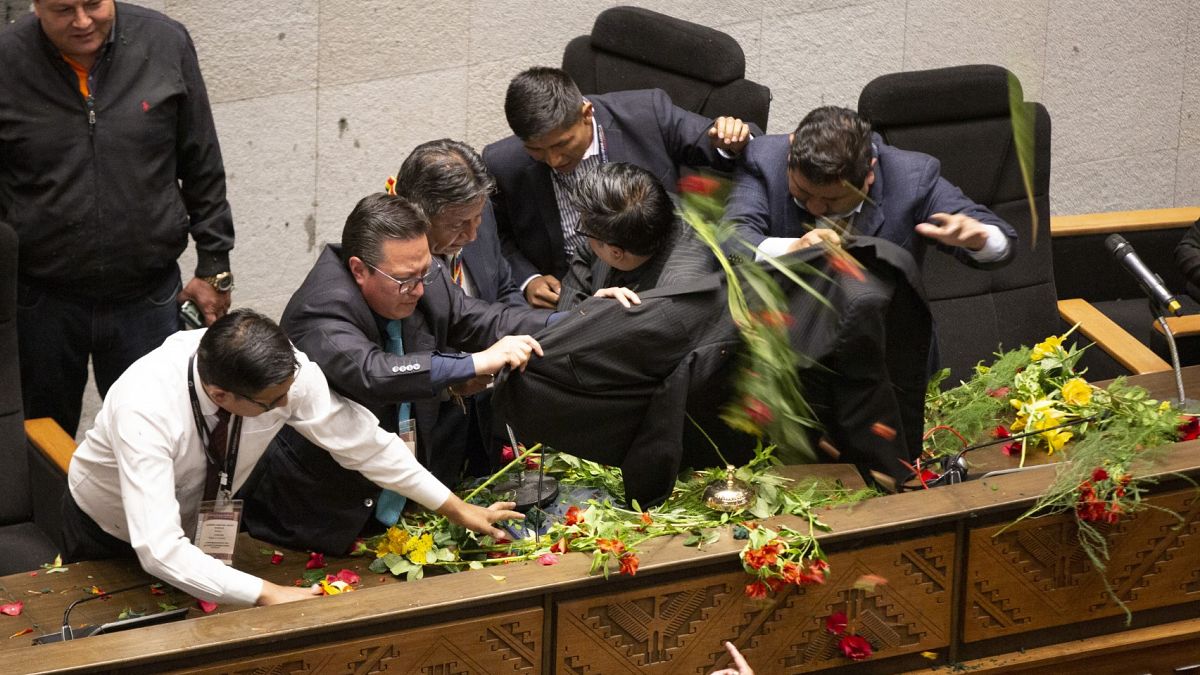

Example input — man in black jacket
[484,67,752,308]
[239,193,552,554]
[0,1,234,435]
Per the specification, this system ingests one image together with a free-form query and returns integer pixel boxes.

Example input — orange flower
[744,580,769,599]
[744,548,770,570]
[564,505,582,526]
[640,512,653,526]
[597,538,625,555]
[550,537,569,554]
[618,553,639,576]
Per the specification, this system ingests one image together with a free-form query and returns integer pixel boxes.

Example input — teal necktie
[375,320,410,526]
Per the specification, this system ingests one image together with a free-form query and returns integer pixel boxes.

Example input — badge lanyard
[187,354,242,503]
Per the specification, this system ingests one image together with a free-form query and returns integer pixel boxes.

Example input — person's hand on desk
[525,274,561,308]
[915,212,990,251]
[436,495,523,540]
[256,579,321,606]
[593,286,642,308]
[472,335,544,374]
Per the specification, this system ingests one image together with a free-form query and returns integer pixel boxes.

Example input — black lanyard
[187,354,242,500]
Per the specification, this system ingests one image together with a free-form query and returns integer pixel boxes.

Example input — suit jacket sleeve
[1177,219,1200,300]
[484,146,541,285]
[556,247,599,312]
[437,271,554,351]
[725,147,774,249]
[650,89,736,174]
[915,159,1018,270]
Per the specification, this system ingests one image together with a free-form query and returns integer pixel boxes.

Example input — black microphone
[1105,234,1182,316]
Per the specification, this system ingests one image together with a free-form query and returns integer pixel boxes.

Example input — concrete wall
[5,1,1198,431]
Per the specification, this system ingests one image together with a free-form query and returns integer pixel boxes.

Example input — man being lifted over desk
[62,309,521,606]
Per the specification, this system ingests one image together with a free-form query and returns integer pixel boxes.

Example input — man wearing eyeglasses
[62,309,522,607]
[238,192,553,555]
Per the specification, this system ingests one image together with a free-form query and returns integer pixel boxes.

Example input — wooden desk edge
[25,418,75,474]
[1051,206,1200,237]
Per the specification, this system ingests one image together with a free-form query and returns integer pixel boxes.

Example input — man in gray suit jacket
[484,67,752,308]
[726,106,1016,268]
[557,163,718,311]
[239,193,552,554]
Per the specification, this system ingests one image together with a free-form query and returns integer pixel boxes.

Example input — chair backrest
[0,220,32,526]
[858,65,1055,382]
[562,6,771,131]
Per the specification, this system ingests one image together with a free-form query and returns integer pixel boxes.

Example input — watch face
[211,273,233,292]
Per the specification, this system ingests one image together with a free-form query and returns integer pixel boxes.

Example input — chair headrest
[589,6,745,84]
[859,65,1017,126]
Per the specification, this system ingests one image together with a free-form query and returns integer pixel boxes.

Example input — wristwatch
[200,271,234,293]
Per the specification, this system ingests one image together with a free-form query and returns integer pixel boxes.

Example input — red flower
[564,505,582,526]
[524,455,540,470]
[839,634,872,660]
[618,553,640,576]
[827,253,866,281]
[987,386,1010,398]
[754,310,795,329]
[1091,467,1109,482]
[992,425,1012,439]
[744,580,769,599]
[1179,416,1200,441]
[550,537,570,554]
[1001,441,1022,456]
[678,174,720,196]
[744,397,774,426]
[640,512,653,526]
[332,569,360,585]
[871,422,896,441]
[744,548,770,570]
[270,551,284,565]
[597,538,626,555]
[825,611,847,635]
[500,445,516,462]
[306,552,325,570]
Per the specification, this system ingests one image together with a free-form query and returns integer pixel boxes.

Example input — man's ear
[608,244,626,262]
[204,385,235,407]
[348,256,370,287]
[581,100,594,122]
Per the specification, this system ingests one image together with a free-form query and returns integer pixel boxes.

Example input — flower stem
[464,443,542,502]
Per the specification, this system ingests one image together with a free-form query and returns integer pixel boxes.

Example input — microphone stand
[1151,299,1197,411]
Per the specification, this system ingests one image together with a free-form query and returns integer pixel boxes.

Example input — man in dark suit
[726,106,1016,267]
[557,162,718,311]
[238,193,552,554]
[484,66,752,308]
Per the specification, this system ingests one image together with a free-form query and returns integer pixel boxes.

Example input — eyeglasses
[366,259,441,294]
[234,389,290,413]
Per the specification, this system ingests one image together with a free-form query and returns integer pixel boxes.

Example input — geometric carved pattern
[965,488,1200,643]
[557,533,953,673]
[183,608,542,674]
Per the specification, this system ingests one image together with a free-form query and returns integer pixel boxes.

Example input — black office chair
[0,221,66,574]
[858,65,1154,382]
[563,6,771,132]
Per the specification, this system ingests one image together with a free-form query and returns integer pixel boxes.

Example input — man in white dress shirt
[62,309,521,606]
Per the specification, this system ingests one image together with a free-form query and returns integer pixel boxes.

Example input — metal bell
[703,465,755,512]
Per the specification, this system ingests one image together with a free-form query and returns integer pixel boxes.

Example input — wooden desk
[3,371,1199,674]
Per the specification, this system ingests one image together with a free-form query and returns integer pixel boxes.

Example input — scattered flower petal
[825,611,847,635]
[197,600,218,614]
[270,551,284,565]
[537,553,559,567]
[489,574,506,582]
[8,628,32,639]
[0,602,23,617]
[839,634,873,661]
[332,569,360,585]
[305,552,326,570]
[921,651,938,660]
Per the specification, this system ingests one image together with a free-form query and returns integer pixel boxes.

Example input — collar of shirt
[191,354,222,418]
[581,98,600,162]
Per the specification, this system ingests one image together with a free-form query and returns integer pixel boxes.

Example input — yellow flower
[1042,428,1073,454]
[403,533,434,565]
[1060,378,1092,406]
[1031,335,1064,362]
[376,526,410,558]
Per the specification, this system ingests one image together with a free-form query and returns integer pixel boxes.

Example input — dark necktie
[202,408,231,502]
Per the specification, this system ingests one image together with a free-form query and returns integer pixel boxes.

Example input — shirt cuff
[431,352,477,392]
[966,224,1010,263]
[194,250,231,278]
[518,274,541,292]
[754,237,798,261]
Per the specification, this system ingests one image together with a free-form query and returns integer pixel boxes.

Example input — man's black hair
[788,106,874,187]
[570,162,674,257]
[395,139,494,219]
[197,309,297,395]
[504,67,585,141]
[340,193,429,268]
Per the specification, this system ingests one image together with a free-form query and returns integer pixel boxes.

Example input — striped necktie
[449,253,464,287]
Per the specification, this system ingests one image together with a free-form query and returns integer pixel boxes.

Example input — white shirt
[68,329,452,605]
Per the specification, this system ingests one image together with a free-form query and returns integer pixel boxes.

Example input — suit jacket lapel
[527,163,565,264]
[459,245,490,302]
[855,170,886,238]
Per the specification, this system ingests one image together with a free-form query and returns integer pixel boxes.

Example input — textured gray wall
[2,1,1196,431]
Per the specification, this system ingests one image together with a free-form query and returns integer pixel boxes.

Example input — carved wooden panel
[555,533,953,673]
[176,608,542,675]
[965,488,1200,642]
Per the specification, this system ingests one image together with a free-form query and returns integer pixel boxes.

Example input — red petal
[0,602,23,617]
[197,600,218,614]
[305,552,326,570]
[825,610,847,635]
[537,553,559,566]
[334,569,361,585]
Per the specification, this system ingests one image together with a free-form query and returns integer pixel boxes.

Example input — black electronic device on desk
[31,583,191,645]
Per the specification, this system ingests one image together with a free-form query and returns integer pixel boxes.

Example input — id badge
[195,499,243,565]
